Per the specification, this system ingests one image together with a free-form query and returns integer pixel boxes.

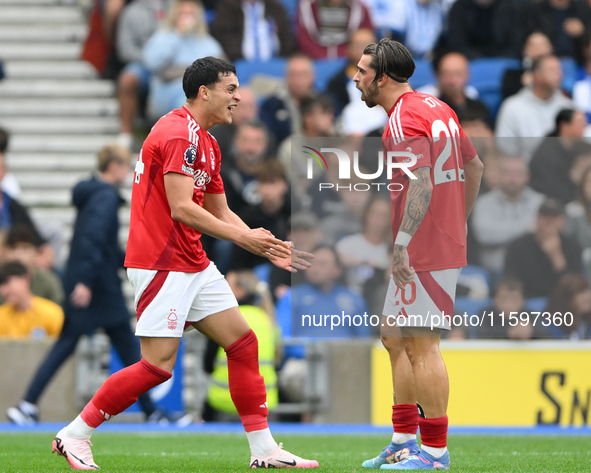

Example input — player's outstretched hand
[270,242,314,273]
[392,244,415,290]
[239,228,291,259]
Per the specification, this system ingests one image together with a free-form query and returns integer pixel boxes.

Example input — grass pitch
[0,432,589,472]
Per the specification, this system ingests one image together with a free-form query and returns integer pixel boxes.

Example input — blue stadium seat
[560,57,578,96]
[455,297,491,317]
[316,57,347,92]
[410,58,436,90]
[253,262,272,284]
[468,57,521,119]
[234,58,287,85]
[525,297,548,313]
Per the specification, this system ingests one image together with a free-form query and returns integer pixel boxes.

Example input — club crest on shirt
[184,144,197,165]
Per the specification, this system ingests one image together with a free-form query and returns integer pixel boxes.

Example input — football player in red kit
[52,57,318,470]
[354,39,483,470]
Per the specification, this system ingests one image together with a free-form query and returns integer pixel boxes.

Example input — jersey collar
[388,91,416,117]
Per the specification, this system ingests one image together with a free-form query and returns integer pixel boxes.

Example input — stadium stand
[0,0,125,266]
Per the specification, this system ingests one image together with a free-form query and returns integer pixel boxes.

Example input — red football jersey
[383,91,477,271]
[125,106,225,272]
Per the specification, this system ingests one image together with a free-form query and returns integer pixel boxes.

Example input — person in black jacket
[6,143,168,425]
[525,0,590,59]
[446,0,523,59]
[504,197,583,299]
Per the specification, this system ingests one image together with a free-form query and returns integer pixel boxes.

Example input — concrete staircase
[0,0,124,267]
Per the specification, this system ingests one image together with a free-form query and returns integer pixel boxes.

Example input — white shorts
[382,268,461,331]
[128,262,238,338]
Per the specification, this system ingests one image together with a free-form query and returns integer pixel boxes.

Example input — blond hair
[97,143,131,173]
[162,0,207,36]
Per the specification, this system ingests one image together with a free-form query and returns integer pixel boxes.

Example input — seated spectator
[203,270,279,419]
[543,273,591,339]
[296,0,373,59]
[318,175,372,244]
[144,0,225,120]
[278,94,337,195]
[80,0,130,78]
[496,54,574,161]
[384,0,446,59]
[565,166,591,277]
[456,107,496,168]
[504,197,583,299]
[260,54,316,149]
[209,86,258,160]
[529,108,589,204]
[358,0,405,40]
[0,127,22,198]
[228,161,291,271]
[525,0,589,59]
[211,120,270,271]
[115,0,168,149]
[304,141,371,223]
[418,51,490,123]
[476,278,546,339]
[326,28,377,116]
[446,0,522,60]
[267,211,325,301]
[0,261,63,339]
[335,195,390,292]
[472,155,545,278]
[0,149,48,258]
[291,246,370,337]
[502,31,554,100]
[2,225,64,305]
[221,120,271,213]
[211,0,294,62]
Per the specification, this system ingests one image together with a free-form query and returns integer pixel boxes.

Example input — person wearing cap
[504,197,583,299]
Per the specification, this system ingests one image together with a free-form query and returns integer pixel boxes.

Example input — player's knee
[381,335,405,357]
[403,337,439,365]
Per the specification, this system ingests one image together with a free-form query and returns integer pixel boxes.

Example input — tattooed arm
[392,166,433,289]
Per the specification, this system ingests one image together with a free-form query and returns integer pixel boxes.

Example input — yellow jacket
[0,296,64,339]
[207,305,279,413]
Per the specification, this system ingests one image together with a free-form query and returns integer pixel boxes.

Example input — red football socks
[419,415,448,448]
[81,358,171,428]
[392,404,419,434]
[225,329,269,432]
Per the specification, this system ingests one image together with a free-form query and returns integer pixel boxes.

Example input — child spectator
[0,261,63,339]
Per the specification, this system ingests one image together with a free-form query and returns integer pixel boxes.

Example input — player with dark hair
[52,56,318,470]
[354,39,483,470]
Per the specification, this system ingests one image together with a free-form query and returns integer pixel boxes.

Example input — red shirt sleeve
[161,138,198,178]
[459,126,478,164]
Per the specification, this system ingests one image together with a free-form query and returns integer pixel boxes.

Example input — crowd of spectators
[74,0,591,346]
[5,0,591,368]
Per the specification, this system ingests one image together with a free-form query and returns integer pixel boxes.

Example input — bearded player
[51,57,318,470]
[354,39,483,470]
